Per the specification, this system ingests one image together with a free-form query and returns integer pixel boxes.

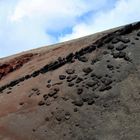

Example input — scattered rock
[118,51,126,58]
[119,37,130,43]
[112,52,120,58]
[107,44,114,50]
[46,100,51,106]
[86,81,97,87]
[77,88,83,95]
[43,94,48,100]
[65,112,71,120]
[99,85,112,92]
[38,101,45,106]
[46,84,51,88]
[137,31,140,36]
[83,67,92,74]
[112,38,119,44]
[66,69,75,74]
[75,77,83,83]
[19,102,24,105]
[59,75,66,80]
[73,98,84,106]
[116,44,127,51]
[68,82,74,87]
[74,108,78,112]
[107,64,114,70]
[67,75,77,82]
[48,87,59,97]
[87,98,95,105]
[78,56,88,62]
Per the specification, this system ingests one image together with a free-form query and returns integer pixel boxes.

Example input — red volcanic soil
[0,22,140,140]
[0,53,36,80]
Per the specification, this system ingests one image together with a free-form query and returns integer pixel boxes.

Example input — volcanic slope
[0,22,140,140]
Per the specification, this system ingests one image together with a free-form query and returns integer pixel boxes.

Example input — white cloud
[0,0,140,57]
[59,0,140,42]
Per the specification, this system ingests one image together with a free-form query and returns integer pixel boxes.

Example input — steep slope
[0,22,140,140]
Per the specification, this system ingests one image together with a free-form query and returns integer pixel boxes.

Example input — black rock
[38,101,45,106]
[77,88,83,95]
[99,85,112,92]
[65,112,71,120]
[78,56,88,62]
[87,98,95,105]
[86,81,97,87]
[119,37,130,43]
[112,52,120,58]
[81,93,90,102]
[73,98,84,106]
[137,31,140,36]
[107,64,114,70]
[112,38,120,44]
[107,44,114,50]
[116,44,127,51]
[83,67,92,74]
[48,87,59,97]
[43,94,48,100]
[67,75,77,82]
[118,51,126,58]
[66,69,75,74]
[68,82,74,87]
[59,75,66,80]
[75,77,83,83]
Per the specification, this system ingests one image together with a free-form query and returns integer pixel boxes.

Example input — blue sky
[0,0,140,58]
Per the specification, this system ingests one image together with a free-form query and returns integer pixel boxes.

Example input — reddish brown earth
[0,53,36,80]
[0,22,140,140]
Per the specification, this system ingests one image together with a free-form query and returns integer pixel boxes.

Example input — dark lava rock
[73,98,84,106]
[38,101,45,106]
[119,37,130,43]
[43,94,48,100]
[67,75,77,82]
[87,98,95,105]
[107,44,114,50]
[112,52,120,58]
[116,44,127,51]
[78,56,88,62]
[118,51,126,58]
[81,93,90,102]
[55,114,62,122]
[48,87,59,97]
[99,85,112,92]
[59,75,66,80]
[101,78,112,86]
[74,108,78,112]
[91,58,99,65]
[86,81,97,87]
[65,112,71,120]
[46,100,51,106]
[46,84,51,88]
[124,55,131,61]
[83,67,92,74]
[66,69,75,74]
[112,38,120,44]
[66,53,74,62]
[75,77,83,83]
[19,102,24,105]
[137,31,140,36]
[107,64,114,70]
[77,88,83,95]
[68,82,74,87]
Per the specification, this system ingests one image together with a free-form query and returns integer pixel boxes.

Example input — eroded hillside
[0,22,140,140]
